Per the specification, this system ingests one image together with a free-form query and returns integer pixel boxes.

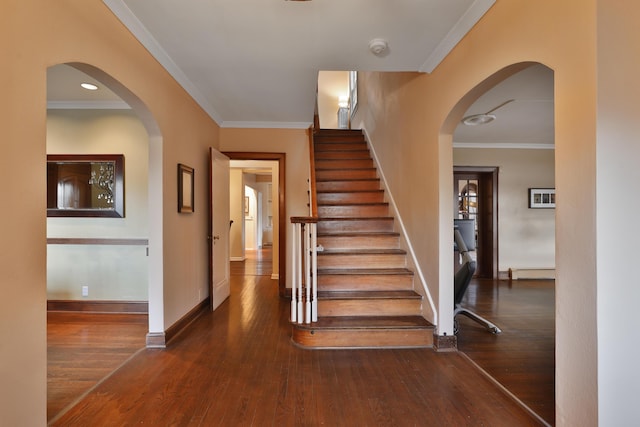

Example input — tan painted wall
[219,127,311,289]
[453,148,555,272]
[1,1,219,424]
[352,1,599,424]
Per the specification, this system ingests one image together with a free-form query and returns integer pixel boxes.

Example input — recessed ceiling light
[81,82,99,91]
[461,99,515,126]
[462,114,496,126]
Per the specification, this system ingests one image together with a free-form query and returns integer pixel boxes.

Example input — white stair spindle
[304,224,311,324]
[291,223,298,323]
[311,223,318,322]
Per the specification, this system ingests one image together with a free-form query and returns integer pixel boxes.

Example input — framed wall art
[178,163,194,213]
[528,188,555,209]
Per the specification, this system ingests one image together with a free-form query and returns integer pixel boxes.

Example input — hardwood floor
[47,312,148,421]
[48,250,553,426]
[456,278,555,425]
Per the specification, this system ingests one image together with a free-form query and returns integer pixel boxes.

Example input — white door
[210,148,230,310]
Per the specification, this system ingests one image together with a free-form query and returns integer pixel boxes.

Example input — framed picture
[528,188,555,209]
[244,196,250,215]
[178,164,194,213]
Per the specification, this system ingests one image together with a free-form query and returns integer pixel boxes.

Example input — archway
[46,64,164,335]
[442,61,556,423]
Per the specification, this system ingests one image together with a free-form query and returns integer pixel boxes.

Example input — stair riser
[318,234,399,250]
[316,180,381,192]
[318,299,422,317]
[318,205,389,218]
[318,274,413,291]
[318,254,406,269]
[314,150,370,160]
[317,192,384,204]
[315,143,368,151]
[292,328,433,349]
[315,159,373,169]
[315,135,366,143]
[316,169,377,180]
[318,219,394,233]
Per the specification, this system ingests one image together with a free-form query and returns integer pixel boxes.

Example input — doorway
[454,167,498,278]
[224,152,286,297]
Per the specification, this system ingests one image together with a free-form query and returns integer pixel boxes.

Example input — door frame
[454,166,499,278]
[223,152,286,297]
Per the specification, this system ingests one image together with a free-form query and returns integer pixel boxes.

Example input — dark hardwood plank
[50,250,545,426]
[456,278,555,425]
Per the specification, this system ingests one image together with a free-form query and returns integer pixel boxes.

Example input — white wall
[229,168,244,260]
[46,109,149,300]
[244,178,257,250]
[255,179,273,246]
[596,2,640,424]
[453,147,555,272]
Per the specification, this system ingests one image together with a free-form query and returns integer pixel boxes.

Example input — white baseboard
[230,256,246,262]
[271,273,279,280]
[508,268,555,280]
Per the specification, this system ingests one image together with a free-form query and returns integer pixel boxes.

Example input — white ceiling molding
[420,0,496,73]
[453,142,555,150]
[103,0,223,125]
[47,100,131,110]
[221,121,312,129]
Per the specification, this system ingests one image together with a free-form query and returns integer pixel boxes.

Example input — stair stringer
[358,126,438,328]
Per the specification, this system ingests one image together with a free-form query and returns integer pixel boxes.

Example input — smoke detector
[369,39,388,56]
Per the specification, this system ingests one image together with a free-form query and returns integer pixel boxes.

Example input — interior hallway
[48,249,551,426]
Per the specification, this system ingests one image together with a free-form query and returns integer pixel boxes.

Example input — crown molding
[47,100,131,110]
[453,142,555,150]
[420,0,496,73]
[103,0,223,125]
[220,121,312,129]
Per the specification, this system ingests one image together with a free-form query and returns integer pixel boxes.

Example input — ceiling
[100,0,496,128]
[453,64,554,148]
[47,0,554,148]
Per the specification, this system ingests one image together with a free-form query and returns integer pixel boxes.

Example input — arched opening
[442,62,556,424]
[46,62,164,422]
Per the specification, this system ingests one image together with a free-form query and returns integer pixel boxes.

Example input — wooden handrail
[307,125,318,218]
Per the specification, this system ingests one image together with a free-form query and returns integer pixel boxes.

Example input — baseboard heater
[508,268,555,280]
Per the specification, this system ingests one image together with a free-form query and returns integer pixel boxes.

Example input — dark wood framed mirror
[47,154,125,218]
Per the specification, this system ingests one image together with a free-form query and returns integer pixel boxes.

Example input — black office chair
[453,227,501,334]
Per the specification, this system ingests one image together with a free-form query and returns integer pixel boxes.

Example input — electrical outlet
[81,286,89,297]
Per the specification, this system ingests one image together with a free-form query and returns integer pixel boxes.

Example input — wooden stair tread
[316,178,380,182]
[294,316,433,330]
[315,155,370,159]
[316,167,376,171]
[318,231,399,237]
[317,189,383,193]
[317,268,413,275]
[317,290,421,300]
[319,216,393,221]
[317,202,388,206]
[319,248,405,255]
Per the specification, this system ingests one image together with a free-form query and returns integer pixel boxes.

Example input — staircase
[291,129,434,349]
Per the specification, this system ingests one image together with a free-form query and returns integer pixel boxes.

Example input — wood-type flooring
[48,249,554,426]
